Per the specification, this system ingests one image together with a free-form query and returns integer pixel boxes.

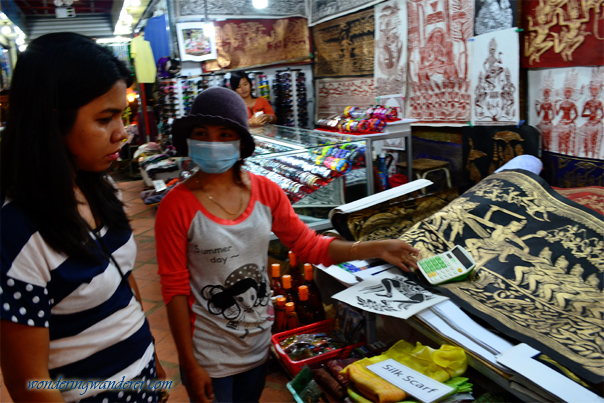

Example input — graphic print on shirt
[201,263,271,339]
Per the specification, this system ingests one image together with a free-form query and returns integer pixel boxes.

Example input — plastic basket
[272,318,364,377]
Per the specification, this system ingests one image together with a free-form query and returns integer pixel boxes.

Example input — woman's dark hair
[229,71,254,98]
[0,32,134,261]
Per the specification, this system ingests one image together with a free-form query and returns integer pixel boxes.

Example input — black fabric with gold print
[400,169,604,384]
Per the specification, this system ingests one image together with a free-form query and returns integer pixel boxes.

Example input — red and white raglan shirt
[155,172,335,377]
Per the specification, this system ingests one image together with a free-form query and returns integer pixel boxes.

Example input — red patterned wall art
[316,76,375,120]
[522,0,604,67]
[529,66,604,159]
[406,0,475,124]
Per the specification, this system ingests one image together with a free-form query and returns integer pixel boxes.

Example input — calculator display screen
[452,248,472,268]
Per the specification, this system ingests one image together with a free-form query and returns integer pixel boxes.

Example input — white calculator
[417,246,476,285]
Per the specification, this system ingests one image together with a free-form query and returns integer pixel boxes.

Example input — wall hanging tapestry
[470,28,520,126]
[201,17,311,71]
[462,125,541,187]
[316,76,375,120]
[374,0,408,97]
[399,169,604,384]
[309,0,383,26]
[541,150,604,188]
[553,186,604,215]
[312,8,375,78]
[406,0,474,124]
[528,66,604,160]
[521,0,604,67]
[330,188,459,242]
[177,0,306,17]
[474,0,518,35]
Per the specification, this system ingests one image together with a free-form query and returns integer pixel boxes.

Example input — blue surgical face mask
[187,139,241,174]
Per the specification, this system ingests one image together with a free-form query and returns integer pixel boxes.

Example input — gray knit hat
[172,87,255,158]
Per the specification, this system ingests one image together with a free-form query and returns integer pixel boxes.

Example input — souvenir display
[274,70,308,127]
[528,67,604,159]
[470,28,520,126]
[474,0,517,35]
[462,125,541,186]
[541,151,604,188]
[317,77,375,120]
[374,0,408,97]
[312,9,375,77]
[400,169,604,384]
[202,17,311,71]
[522,0,604,67]
[406,0,474,124]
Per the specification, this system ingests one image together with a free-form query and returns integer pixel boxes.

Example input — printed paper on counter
[332,268,448,319]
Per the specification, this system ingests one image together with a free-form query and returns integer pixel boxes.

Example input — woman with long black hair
[1,33,165,402]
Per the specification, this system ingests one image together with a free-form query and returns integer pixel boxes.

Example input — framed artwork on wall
[176,22,217,62]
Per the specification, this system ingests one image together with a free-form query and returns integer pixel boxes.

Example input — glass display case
[247,125,366,230]
[246,122,414,231]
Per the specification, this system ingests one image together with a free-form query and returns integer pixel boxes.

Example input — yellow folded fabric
[341,364,406,403]
[340,340,468,402]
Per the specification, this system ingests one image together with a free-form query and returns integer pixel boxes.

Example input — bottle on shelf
[281,274,298,304]
[288,251,304,291]
[285,302,300,330]
[271,263,285,297]
[272,296,288,334]
[303,263,326,321]
[296,285,316,326]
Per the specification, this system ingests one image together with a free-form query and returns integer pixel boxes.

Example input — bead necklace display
[315,105,401,134]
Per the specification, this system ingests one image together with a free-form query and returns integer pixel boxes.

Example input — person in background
[230,71,277,126]
[155,87,420,403]
[0,33,165,402]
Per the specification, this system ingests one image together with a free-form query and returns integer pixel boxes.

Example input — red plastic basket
[271,318,364,377]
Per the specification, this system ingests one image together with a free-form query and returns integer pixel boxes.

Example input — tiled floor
[0,179,292,403]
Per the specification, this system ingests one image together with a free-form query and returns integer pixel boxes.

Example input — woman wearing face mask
[230,71,276,126]
[155,87,420,403]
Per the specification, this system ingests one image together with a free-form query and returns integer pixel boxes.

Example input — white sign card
[332,268,448,319]
[367,359,455,403]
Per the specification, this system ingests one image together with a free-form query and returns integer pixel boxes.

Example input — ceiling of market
[4,0,151,41]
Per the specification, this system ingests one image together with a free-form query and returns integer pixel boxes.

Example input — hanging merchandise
[470,28,520,126]
[144,14,171,65]
[316,77,375,121]
[528,66,604,160]
[474,0,517,35]
[202,18,311,72]
[374,0,408,98]
[312,8,375,77]
[274,70,308,127]
[130,35,157,83]
[521,0,604,68]
[406,0,474,124]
